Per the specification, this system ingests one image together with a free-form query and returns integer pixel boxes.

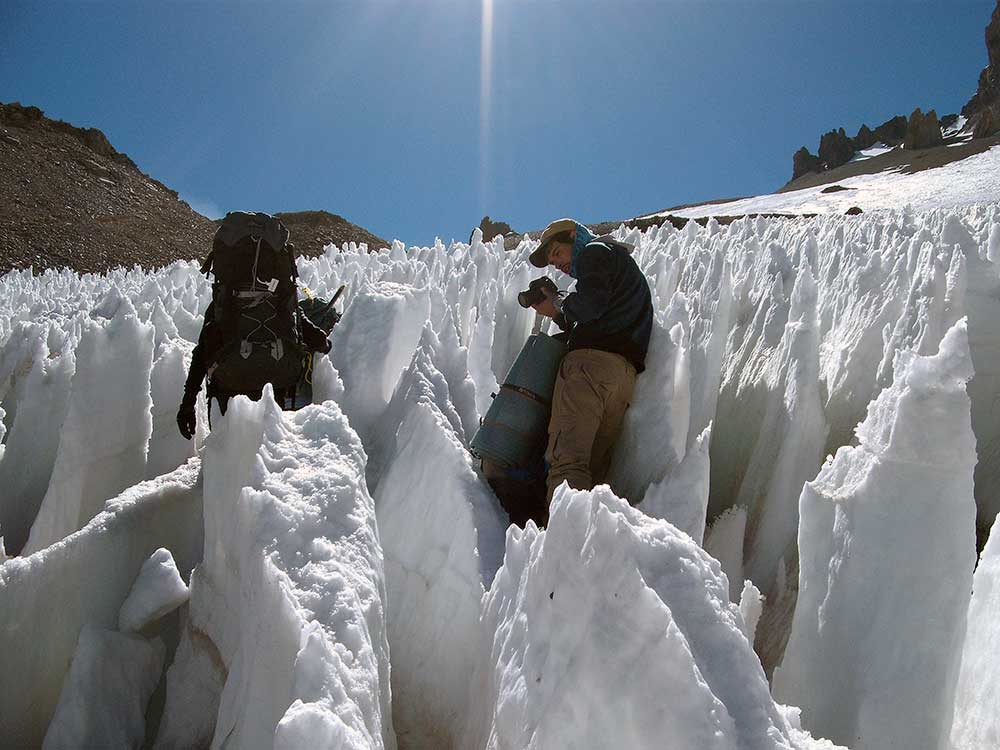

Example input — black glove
[177,395,197,440]
[324,310,342,335]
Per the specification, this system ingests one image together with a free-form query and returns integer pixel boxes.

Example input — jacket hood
[570,222,597,278]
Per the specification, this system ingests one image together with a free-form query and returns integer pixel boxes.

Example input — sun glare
[479,0,494,217]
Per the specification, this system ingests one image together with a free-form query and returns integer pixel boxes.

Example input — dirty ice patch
[464,484,836,750]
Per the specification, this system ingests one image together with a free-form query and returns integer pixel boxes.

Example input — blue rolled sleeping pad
[471,332,567,468]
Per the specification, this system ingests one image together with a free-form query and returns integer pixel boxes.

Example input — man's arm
[301,313,333,354]
[182,305,216,399]
[178,306,215,439]
[561,244,613,325]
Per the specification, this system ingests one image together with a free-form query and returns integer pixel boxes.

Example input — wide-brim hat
[529,218,577,268]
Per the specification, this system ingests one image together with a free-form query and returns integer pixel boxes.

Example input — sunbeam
[479,0,494,218]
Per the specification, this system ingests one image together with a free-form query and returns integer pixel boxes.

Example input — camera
[517,277,559,309]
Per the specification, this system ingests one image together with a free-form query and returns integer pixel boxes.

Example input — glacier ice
[741,259,827,596]
[463,484,837,750]
[774,320,978,750]
[186,390,395,749]
[1,203,999,749]
[950,513,1000,750]
[0,459,203,747]
[43,625,165,750]
[23,298,155,554]
[153,608,226,750]
[0,322,75,554]
[373,329,505,749]
[118,547,190,633]
[638,423,712,543]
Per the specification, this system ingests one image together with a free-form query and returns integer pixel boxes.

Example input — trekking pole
[317,284,346,317]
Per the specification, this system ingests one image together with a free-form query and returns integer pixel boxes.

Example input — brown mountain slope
[274,211,388,257]
[0,102,388,275]
[0,102,217,275]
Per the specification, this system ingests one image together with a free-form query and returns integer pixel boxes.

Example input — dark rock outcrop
[854,124,877,150]
[963,0,1000,125]
[818,128,855,170]
[792,147,822,179]
[475,215,514,243]
[904,108,944,150]
[872,115,908,146]
[974,107,998,138]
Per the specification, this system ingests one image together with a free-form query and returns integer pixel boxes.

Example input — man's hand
[531,289,561,319]
[177,397,197,440]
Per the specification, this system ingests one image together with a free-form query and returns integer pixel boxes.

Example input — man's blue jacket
[556,222,653,373]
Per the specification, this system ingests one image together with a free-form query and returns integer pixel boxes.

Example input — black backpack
[200,212,306,396]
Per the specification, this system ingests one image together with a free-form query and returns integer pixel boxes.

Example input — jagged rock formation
[0,101,387,275]
[872,115,909,146]
[474,215,514,243]
[904,108,944,150]
[817,129,854,172]
[963,0,1000,137]
[792,147,822,179]
[853,124,876,150]
[792,1,1000,180]
[791,114,918,179]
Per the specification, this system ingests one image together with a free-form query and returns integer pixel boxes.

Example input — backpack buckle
[273,340,284,361]
[240,340,252,359]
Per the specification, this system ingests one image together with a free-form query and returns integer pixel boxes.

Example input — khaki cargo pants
[545,348,637,503]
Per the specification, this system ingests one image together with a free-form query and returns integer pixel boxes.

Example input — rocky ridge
[963,0,1000,137]
[0,102,387,276]
[789,1,1000,182]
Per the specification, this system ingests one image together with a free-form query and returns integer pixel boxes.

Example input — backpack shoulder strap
[593,234,636,255]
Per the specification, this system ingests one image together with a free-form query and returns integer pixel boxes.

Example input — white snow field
[647,144,1000,220]
[0,198,999,749]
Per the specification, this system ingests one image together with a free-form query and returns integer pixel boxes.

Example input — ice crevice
[0,205,998,748]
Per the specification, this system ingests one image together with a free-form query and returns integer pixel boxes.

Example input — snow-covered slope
[1,200,999,749]
[645,144,1000,219]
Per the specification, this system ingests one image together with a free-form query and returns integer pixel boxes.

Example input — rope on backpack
[304,351,314,386]
[250,236,263,291]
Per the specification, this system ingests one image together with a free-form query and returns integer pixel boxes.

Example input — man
[175,297,332,439]
[176,212,334,440]
[528,218,653,502]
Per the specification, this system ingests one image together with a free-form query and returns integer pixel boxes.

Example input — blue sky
[1,1,995,246]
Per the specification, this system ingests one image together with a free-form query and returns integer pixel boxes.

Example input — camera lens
[517,288,543,308]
